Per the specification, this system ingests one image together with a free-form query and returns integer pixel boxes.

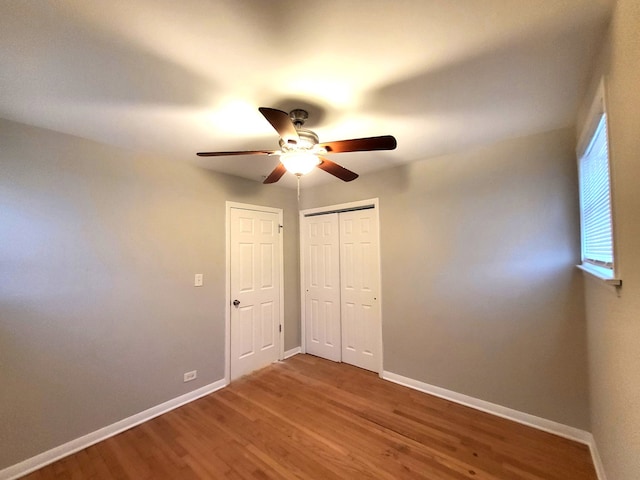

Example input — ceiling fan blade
[263,163,287,184]
[197,150,276,157]
[319,135,397,154]
[317,156,359,182]
[258,107,300,145]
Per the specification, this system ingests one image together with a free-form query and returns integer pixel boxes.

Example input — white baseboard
[284,346,301,359]
[0,379,227,480]
[383,370,609,479]
[588,436,608,480]
[382,371,609,479]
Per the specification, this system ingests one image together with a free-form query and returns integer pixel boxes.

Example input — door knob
[233,299,240,307]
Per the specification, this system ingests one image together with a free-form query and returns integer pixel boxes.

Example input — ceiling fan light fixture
[280,151,321,176]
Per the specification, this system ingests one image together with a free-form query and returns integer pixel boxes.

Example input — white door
[302,214,341,362]
[230,207,281,380]
[340,209,381,372]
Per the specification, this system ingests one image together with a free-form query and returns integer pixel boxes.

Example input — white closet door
[302,214,342,362]
[340,209,381,373]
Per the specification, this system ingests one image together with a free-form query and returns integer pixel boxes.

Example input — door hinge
[279,324,282,333]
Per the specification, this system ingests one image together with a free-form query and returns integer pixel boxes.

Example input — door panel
[238,306,255,358]
[230,207,280,380]
[340,209,381,373]
[343,301,356,352]
[302,214,341,362]
[261,302,275,349]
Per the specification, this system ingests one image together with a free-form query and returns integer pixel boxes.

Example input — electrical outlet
[183,370,197,382]
[194,274,203,287]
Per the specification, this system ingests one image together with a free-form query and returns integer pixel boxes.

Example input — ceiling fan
[197,107,397,184]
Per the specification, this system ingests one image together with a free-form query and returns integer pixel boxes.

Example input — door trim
[298,198,383,375]
[225,201,284,384]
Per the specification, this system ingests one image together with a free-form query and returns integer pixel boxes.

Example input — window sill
[576,263,622,286]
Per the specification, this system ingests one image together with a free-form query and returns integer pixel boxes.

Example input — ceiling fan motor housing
[280,128,319,151]
[289,109,309,128]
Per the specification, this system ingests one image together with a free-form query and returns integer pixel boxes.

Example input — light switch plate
[194,274,203,287]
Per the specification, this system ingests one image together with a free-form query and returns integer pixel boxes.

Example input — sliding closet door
[302,214,342,362]
[340,209,381,373]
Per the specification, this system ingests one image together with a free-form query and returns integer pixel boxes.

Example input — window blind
[579,114,614,268]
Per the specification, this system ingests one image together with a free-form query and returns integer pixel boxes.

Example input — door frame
[225,201,285,384]
[299,197,383,375]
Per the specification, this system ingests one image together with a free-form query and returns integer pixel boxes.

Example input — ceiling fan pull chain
[296,174,301,204]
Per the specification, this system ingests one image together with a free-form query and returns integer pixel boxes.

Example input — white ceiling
[0,0,613,188]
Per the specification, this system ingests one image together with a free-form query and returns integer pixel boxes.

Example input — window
[577,81,619,284]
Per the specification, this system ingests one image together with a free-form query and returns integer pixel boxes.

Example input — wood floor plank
[21,355,597,479]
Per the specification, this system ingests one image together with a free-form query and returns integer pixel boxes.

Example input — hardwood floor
[23,354,597,479]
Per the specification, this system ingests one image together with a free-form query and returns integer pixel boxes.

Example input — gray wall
[579,1,640,478]
[300,127,590,430]
[0,119,299,469]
